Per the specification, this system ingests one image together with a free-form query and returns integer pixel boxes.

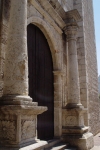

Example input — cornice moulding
[65,9,82,22]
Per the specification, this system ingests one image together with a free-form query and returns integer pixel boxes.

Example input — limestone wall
[74,0,100,135]
[73,0,89,126]
[83,0,100,135]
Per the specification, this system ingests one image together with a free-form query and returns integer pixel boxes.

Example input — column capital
[64,24,78,38]
[63,9,81,38]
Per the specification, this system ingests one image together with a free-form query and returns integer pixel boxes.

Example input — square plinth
[0,104,47,149]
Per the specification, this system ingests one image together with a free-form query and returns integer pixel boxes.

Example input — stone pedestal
[0,96,47,149]
[62,132,94,150]
[62,107,94,150]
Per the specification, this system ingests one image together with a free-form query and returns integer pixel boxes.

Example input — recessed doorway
[27,24,54,140]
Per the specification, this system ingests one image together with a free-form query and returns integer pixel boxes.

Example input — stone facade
[98,75,100,95]
[80,0,99,135]
[0,0,99,150]
[73,0,100,135]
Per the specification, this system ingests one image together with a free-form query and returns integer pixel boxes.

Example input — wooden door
[27,24,54,140]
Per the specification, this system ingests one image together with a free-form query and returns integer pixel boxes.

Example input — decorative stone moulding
[64,25,78,41]
[0,95,34,105]
[65,9,81,22]
[0,96,47,149]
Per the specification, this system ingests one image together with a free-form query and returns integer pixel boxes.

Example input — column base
[65,103,82,109]
[0,95,36,105]
[0,95,47,149]
[62,132,94,150]
[62,126,89,135]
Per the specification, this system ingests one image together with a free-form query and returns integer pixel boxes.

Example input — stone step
[44,141,68,150]
[45,142,78,150]
[20,139,63,150]
[20,139,77,150]
[44,139,62,149]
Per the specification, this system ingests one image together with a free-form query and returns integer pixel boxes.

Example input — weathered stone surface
[64,24,81,107]
[0,103,47,149]
[0,0,98,149]
[73,0,100,134]
[3,0,28,95]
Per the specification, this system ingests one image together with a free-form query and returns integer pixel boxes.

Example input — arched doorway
[27,24,54,140]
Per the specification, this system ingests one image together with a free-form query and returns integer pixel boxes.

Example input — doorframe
[27,16,63,138]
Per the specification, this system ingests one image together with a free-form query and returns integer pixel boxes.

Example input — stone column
[0,0,11,97]
[4,0,28,97]
[0,0,31,105]
[62,24,94,150]
[0,1,47,149]
[64,25,82,108]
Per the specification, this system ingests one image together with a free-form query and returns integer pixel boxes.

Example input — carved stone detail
[0,120,15,140]
[66,116,77,126]
[0,104,46,148]
[64,25,78,39]
[21,120,35,140]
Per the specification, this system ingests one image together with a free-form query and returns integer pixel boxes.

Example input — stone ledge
[62,126,89,134]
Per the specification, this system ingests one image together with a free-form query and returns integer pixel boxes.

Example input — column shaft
[3,0,28,95]
[65,25,81,108]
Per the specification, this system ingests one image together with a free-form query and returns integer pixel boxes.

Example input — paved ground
[91,133,100,150]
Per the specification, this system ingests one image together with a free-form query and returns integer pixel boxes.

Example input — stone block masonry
[74,0,100,135]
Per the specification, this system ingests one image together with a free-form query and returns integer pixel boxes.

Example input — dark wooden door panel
[27,24,54,140]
